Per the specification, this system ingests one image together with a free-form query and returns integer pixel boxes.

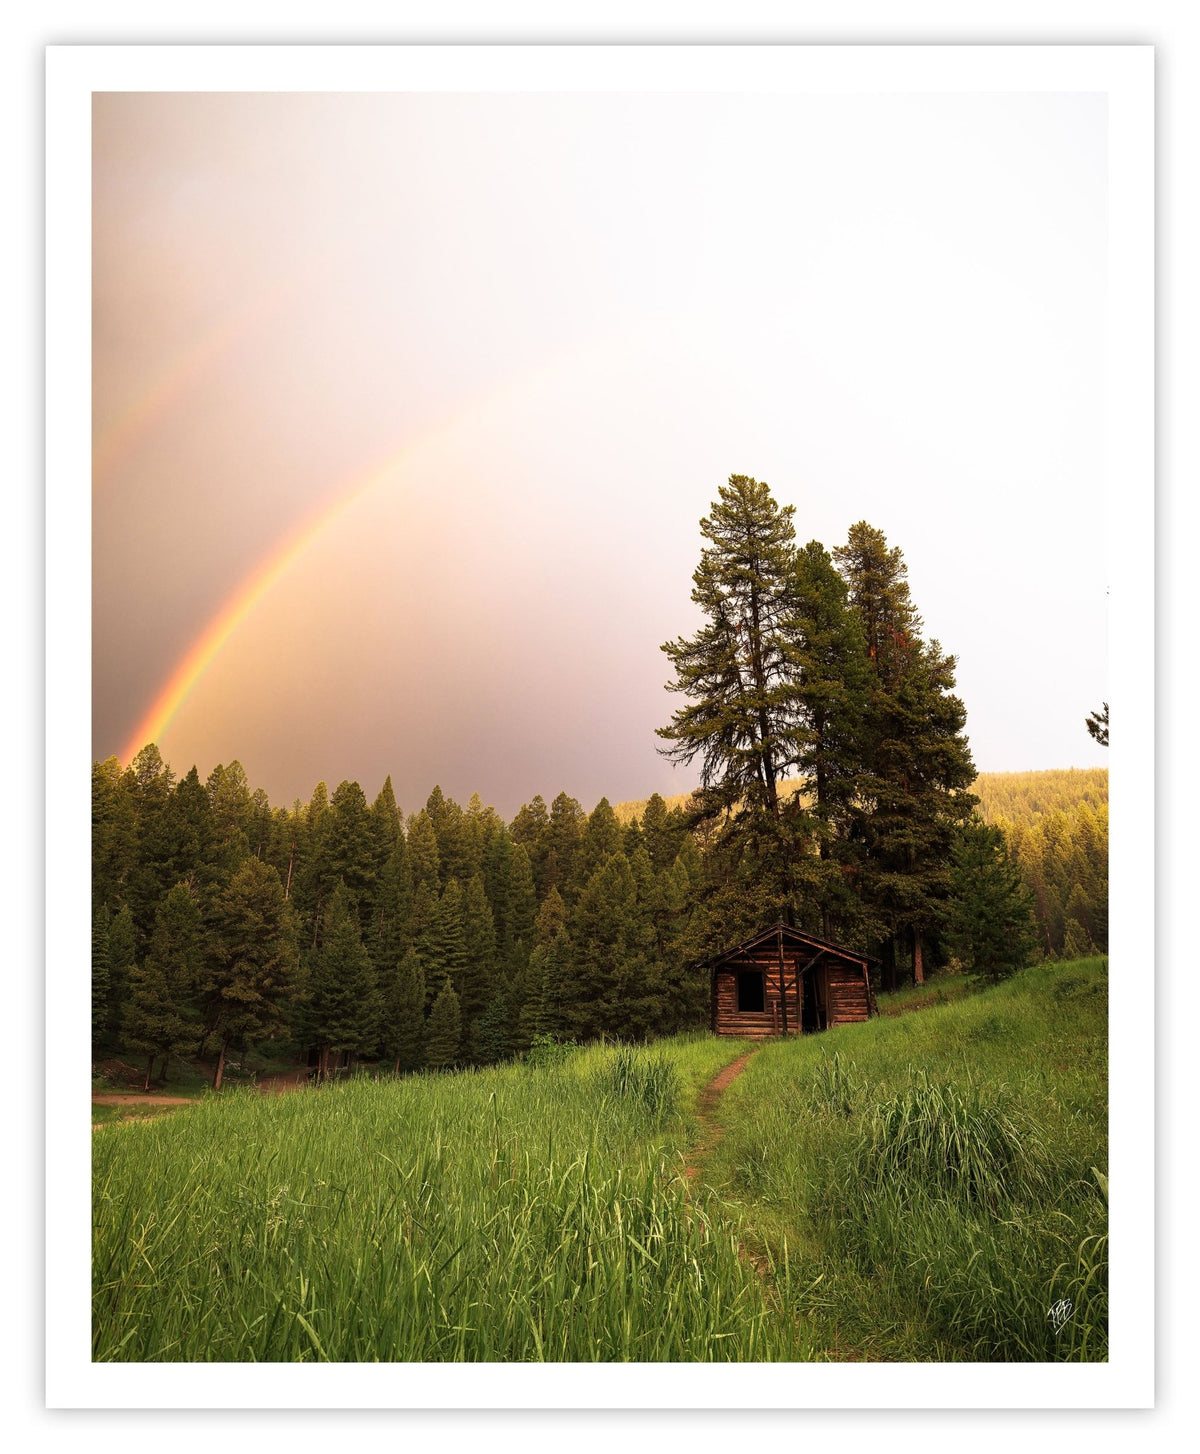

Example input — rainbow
[116,315,649,766]
[119,443,413,765]
[94,276,299,485]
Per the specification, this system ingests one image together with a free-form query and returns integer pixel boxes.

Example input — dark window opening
[736,970,765,1013]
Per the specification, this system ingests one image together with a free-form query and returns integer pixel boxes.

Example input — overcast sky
[92,90,1108,817]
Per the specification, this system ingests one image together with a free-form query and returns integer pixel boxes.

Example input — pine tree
[92,756,138,914]
[562,852,643,1040]
[418,878,468,1011]
[640,792,681,871]
[425,976,462,1069]
[92,904,112,1053]
[658,474,807,922]
[510,794,550,893]
[573,798,623,894]
[126,745,178,938]
[326,780,378,914]
[369,840,413,972]
[206,760,253,878]
[165,765,216,893]
[107,905,138,1044]
[305,881,381,1078]
[460,874,498,1057]
[834,522,976,984]
[508,844,538,979]
[789,540,871,935]
[545,792,586,900]
[1085,702,1109,747]
[199,858,297,1089]
[407,809,442,893]
[122,882,203,1089]
[380,946,426,1073]
[945,820,1036,984]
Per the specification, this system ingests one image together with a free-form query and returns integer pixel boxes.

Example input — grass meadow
[707,957,1109,1361]
[93,960,1107,1363]
[93,1034,812,1362]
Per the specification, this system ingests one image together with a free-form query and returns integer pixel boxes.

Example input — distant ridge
[610,767,1108,828]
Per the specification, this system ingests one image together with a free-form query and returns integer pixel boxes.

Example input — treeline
[972,768,1108,826]
[92,752,708,1085]
[970,769,1108,959]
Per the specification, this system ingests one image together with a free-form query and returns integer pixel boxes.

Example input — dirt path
[683,1049,758,1184]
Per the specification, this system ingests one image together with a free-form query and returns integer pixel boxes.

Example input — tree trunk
[144,1054,153,1093]
[882,936,897,994]
[213,1040,228,1092]
[912,928,925,985]
[158,1053,170,1084]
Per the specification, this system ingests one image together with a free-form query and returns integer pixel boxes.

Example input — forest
[91,476,1107,1086]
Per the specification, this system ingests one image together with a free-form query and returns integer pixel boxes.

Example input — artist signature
[1047,1297,1073,1332]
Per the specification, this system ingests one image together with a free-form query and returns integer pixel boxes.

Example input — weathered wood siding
[713,947,802,1039]
[825,962,870,1024]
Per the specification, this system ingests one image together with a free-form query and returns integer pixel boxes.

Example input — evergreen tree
[418,878,468,1011]
[199,858,297,1089]
[508,844,538,979]
[1085,702,1109,747]
[945,820,1036,983]
[658,474,807,921]
[126,744,178,938]
[834,522,976,984]
[206,760,253,878]
[789,540,872,935]
[106,905,138,1044]
[573,798,623,893]
[306,881,381,1078]
[380,946,426,1073]
[407,809,442,893]
[510,794,550,893]
[92,756,138,914]
[369,839,413,972]
[545,792,586,899]
[425,976,462,1069]
[640,792,682,872]
[326,780,377,913]
[369,776,403,869]
[92,904,112,1053]
[122,882,203,1088]
[425,786,473,884]
[460,874,498,1052]
[474,990,513,1065]
[165,765,216,893]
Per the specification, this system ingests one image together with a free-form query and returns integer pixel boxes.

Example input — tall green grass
[710,957,1108,1361]
[93,1035,807,1362]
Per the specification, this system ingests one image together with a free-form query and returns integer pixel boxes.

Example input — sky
[92,89,1109,818]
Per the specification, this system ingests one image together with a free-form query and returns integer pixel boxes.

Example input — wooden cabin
[708,924,876,1037]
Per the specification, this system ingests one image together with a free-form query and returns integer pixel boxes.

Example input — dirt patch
[91,1093,194,1106]
[683,1049,758,1184]
[256,1068,311,1095]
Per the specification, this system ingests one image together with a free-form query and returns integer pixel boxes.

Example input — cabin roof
[705,922,877,970]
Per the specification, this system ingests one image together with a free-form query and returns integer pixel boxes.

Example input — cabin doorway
[801,971,823,1032]
[736,969,765,1013]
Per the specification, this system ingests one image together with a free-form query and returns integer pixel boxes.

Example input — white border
[47,43,1154,1410]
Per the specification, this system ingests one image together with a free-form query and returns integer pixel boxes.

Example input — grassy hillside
[612,767,1107,827]
[709,956,1108,1361]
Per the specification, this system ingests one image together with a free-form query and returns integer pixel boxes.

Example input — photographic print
[49,45,1153,1405]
